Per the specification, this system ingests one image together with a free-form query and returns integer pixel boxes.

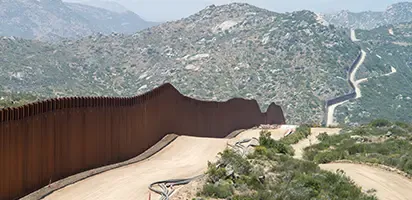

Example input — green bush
[369,119,392,127]
[202,181,234,198]
[281,125,311,145]
[314,151,347,164]
[259,131,295,156]
[219,149,252,175]
[304,120,412,175]
[317,132,329,141]
[203,144,376,200]
[302,147,318,161]
[206,161,227,183]
[254,146,268,156]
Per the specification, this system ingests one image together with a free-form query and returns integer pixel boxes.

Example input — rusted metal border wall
[0,83,285,200]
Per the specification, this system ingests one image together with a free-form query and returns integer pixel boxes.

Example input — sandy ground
[43,129,286,200]
[44,136,227,200]
[292,128,341,159]
[320,163,412,200]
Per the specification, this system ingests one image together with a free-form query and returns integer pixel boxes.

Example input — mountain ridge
[0,3,362,124]
[322,2,412,30]
[0,0,157,41]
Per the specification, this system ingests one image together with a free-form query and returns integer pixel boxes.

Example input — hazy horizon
[65,0,412,22]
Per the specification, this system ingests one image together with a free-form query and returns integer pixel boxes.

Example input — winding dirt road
[291,128,412,200]
[350,29,360,42]
[326,50,366,126]
[352,50,367,99]
[42,129,286,200]
[320,163,412,200]
[292,128,340,159]
[327,29,399,126]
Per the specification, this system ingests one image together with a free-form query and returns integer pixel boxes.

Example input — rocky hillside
[335,22,412,125]
[0,3,361,124]
[322,2,412,30]
[0,0,157,41]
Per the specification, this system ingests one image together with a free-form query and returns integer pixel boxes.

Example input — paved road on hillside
[43,129,286,200]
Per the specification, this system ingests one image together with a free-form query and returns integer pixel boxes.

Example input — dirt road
[351,50,367,99]
[326,50,366,126]
[350,29,360,42]
[43,129,286,200]
[44,136,227,200]
[320,163,412,200]
[292,128,341,159]
[292,128,412,200]
[326,101,350,126]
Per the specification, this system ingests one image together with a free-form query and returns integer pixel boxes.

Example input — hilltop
[322,2,412,30]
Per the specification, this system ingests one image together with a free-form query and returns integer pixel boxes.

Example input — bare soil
[41,129,285,200]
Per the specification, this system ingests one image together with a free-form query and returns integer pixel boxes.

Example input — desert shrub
[302,147,318,161]
[259,131,295,156]
[206,161,227,183]
[202,144,376,200]
[202,181,234,198]
[313,151,347,164]
[305,120,412,175]
[281,125,311,145]
[369,119,392,127]
[254,146,268,156]
[219,148,252,175]
[317,132,329,141]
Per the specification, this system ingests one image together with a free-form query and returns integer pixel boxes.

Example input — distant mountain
[64,0,130,14]
[322,2,412,30]
[0,0,158,41]
[0,3,362,124]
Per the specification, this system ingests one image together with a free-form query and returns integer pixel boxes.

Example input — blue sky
[69,0,412,21]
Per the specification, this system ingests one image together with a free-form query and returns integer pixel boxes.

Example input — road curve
[352,50,367,99]
[42,129,286,200]
[291,129,412,200]
[320,163,412,200]
[326,49,366,126]
[292,128,341,159]
[350,29,360,42]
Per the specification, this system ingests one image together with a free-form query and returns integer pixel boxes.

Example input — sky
[67,0,412,22]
